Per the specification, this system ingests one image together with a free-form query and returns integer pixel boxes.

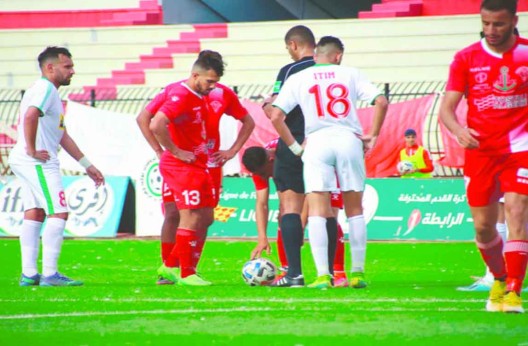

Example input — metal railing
[0,81,460,177]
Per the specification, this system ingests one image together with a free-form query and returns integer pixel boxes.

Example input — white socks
[348,215,367,273]
[307,216,330,276]
[19,220,43,277]
[496,222,507,243]
[42,218,66,277]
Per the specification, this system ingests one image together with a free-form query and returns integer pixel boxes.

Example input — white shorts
[302,127,365,193]
[10,162,68,214]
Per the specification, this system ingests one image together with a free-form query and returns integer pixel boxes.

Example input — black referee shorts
[272,139,305,194]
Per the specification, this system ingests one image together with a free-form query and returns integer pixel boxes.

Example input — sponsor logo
[517,168,528,185]
[59,113,65,130]
[473,94,527,111]
[470,66,491,72]
[402,209,422,237]
[363,184,379,224]
[474,72,488,83]
[337,184,379,233]
[0,178,24,236]
[65,178,114,236]
[273,80,282,93]
[518,168,528,178]
[139,158,162,199]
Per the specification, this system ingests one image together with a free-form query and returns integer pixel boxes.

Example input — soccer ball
[242,258,277,286]
[397,161,414,174]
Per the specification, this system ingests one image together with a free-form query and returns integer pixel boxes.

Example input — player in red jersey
[440,0,528,313]
[242,140,349,287]
[145,51,222,286]
[137,52,254,285]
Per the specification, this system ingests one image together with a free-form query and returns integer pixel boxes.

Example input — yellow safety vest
[399,146,433,178]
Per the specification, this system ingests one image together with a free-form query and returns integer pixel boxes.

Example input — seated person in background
[397,128,434,178]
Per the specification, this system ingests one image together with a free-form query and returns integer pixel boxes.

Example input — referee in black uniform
[262,25,330,287]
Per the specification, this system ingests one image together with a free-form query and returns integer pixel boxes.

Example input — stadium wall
[422,0,528,16]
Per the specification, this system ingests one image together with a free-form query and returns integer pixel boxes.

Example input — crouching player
[242,141,349,287]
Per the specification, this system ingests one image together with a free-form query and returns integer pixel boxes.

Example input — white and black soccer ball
[242,258,277,286]
[397,161,414,174]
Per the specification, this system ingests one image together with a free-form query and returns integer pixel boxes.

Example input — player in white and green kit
[9,46,104,287]
[271,36,388,288]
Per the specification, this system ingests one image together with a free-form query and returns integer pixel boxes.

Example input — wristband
[288,141,303,156]
[78,156,92,169]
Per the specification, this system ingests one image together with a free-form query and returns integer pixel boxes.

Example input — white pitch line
[0,297,486,304]
[0,306,481,320]
[373,216,404,221]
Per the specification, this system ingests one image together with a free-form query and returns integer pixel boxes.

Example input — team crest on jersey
[209,100,223,114]
[493,66,517,92]
[515,66,528,88]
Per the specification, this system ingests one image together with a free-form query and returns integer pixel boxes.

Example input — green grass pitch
[1,238,527,345]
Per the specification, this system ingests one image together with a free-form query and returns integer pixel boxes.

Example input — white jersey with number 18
[273,63,381,136]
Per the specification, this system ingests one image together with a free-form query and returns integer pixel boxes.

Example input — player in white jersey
[271,36,388,288]
[8,46,104,287]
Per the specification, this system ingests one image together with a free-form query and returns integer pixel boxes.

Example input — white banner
[59,101,157,177]
[60,101,241,177]
[135,156,163,236]
[60,101,243,236]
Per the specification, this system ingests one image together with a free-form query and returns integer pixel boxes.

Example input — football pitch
[1,238,527,345]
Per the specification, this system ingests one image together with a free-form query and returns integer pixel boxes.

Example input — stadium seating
[2,12,528,94]
[422,0,528,16]
[0,0,161,28]
[359,0,424,19]
[360,0,528,18]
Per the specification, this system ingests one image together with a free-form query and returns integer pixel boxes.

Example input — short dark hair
[193,50,225,77]
[316,36,345,53]
[37,46,72,68]
[284,25,316,47]
[404,128,417,137]
[481,0,517,15]
[242,146,267,173]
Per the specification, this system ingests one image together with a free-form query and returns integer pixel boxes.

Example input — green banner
[210,177,280,237]
[210,177,474,241]
[365,178,473,240]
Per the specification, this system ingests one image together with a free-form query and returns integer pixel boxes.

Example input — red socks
[333,224,345,273]
[167,228,209,278]
[476,235,506,280]
[276,228,288,269]
[504,240,528,294]
[161,242,175,265]
[192,229,208,269]
[176,229,199,278]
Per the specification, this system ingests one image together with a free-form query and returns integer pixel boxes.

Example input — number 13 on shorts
[182,190,201,206]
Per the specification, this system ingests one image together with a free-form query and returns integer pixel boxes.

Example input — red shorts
[159,163,216,210]
[330,191,343,209]
[209,166,222,205]
[162,166,222,206]
[464,150,528,207]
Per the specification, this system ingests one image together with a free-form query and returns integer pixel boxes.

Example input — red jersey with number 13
[446,37,528,155]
